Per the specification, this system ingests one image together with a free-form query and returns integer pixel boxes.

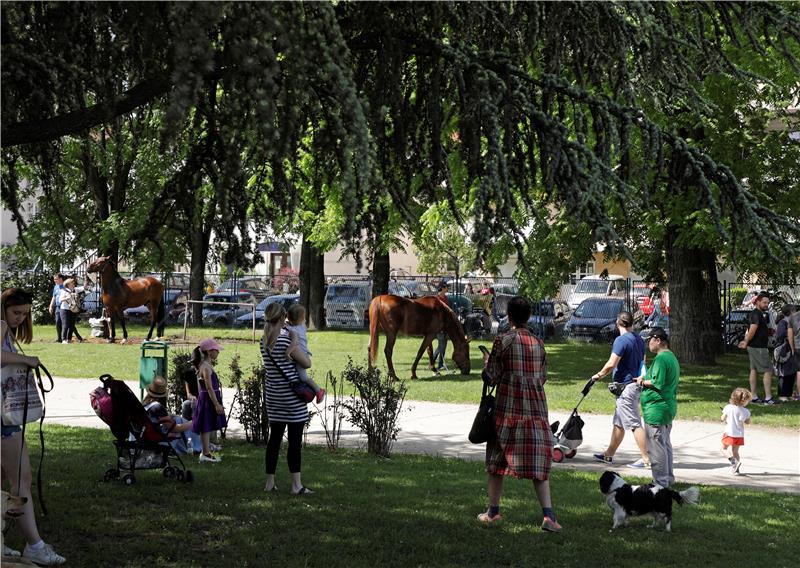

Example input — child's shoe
[199,453,221,463]
[541,516,562,533]
[316,389,326,404]
[22,543,66,565]
[477,511,503,524]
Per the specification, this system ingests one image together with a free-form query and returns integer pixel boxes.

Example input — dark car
[202,292,256,325]
[497,300,571,339]
[124,290,189,324]
[216,277,272,300]
[563,298,641,342]
[234,293,301,327]
[723,308,779,349]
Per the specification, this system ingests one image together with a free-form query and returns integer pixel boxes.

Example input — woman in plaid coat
[478,296,561,532]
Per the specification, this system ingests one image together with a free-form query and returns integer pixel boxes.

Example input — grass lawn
[3,425,797,568]
[27,325,800,428]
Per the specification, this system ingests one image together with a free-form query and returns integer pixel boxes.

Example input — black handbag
[468,382,497,444]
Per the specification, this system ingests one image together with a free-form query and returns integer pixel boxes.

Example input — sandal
[264,485,278,493]
[291,486,314,495]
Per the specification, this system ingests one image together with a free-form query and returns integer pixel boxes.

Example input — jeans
[433,332,448,369]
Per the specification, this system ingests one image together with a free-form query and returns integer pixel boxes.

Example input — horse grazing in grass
[87,256,165,343]
[368,295,471,379]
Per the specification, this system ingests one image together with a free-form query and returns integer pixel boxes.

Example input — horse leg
[426,344,435,371]
[383,332,398,380]
[108,314,116,343]
[119,316,129,344]
[411,334,436,380]
[368,304,380,368]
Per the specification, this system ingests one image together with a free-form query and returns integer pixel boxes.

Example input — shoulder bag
[468,381,497,444]
[263,339,315,404]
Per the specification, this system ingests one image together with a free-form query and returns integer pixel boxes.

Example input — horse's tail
[368,296,381,368]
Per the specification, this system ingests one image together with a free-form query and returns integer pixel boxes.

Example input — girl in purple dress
[191,338,227,463]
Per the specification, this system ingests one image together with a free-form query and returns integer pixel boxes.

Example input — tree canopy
[2,1,799,359]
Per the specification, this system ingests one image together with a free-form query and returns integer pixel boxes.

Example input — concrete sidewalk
[46,377,800,494]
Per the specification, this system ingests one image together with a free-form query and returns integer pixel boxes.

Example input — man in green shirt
[635,327,680,487]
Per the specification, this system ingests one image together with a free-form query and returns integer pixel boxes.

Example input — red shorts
[722,435,744,447]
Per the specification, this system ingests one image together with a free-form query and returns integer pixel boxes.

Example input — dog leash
[15,353,54,516]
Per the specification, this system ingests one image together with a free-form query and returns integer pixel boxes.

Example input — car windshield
[329,285,368,300]
[574,300,622,318]
[574,280,611,294]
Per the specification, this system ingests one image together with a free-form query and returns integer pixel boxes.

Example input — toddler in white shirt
[721,387,752,475]
[285,304,325,403]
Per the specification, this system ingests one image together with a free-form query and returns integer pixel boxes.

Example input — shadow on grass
[16,425,800,568]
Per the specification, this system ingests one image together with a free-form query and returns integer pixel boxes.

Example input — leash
[17,362,54,516]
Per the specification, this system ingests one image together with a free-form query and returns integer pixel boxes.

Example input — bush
[0,269,55,324]
[341,359,407,457]
[233,360,269,444]
[167,349,194,415]
[320,370,346,451]
[728,287,748,309]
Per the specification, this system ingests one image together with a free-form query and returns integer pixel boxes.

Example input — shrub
[341,359,407,457]
[319,370,346,451]
[728,287,748,309]
[233,361,269,444]
[0,269,54,324]
[167,349,194,415]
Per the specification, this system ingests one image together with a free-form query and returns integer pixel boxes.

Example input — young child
[191,338,227,463]
[721,387,752,475]
[285,304,325,403]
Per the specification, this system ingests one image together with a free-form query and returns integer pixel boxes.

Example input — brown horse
[86,256,165,343]
[368,295,471,379]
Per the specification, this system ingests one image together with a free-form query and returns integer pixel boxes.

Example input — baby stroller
[550,378,594,463]
[90,374,193,485]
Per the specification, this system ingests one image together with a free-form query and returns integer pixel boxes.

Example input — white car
[568,275,627,310]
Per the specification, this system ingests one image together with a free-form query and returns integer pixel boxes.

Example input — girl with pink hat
[191,337,227,463]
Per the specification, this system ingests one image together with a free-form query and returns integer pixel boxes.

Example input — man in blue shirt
[47,273,65,343]
[590,311,650,468]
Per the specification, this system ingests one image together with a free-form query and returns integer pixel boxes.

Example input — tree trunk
[667,241,722,364]
[372,250,390,297]
[189,230,210,326]
[300,237,326,330]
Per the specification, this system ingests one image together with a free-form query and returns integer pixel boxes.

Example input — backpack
[66,291,81,313]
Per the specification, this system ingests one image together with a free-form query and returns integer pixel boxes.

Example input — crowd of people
[1,282,798,560]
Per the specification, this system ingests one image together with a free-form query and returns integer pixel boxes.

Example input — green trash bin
[139,341,169,399]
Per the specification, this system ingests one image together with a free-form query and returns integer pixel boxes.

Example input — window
[570,262,595,284]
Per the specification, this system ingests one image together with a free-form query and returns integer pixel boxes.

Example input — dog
[2,491,38,566]
[599,470,700,532]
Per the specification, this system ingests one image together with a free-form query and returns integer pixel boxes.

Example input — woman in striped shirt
[261,302,313,494]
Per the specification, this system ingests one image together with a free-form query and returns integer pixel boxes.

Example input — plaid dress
[483,328,552,480]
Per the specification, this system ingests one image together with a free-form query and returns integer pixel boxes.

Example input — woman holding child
[261,302,314,495]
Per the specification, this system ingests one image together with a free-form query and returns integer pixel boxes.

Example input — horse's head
[452,338,471,375]
[87,256,112,273]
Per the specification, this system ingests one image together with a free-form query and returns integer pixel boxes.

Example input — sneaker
[3,544,21,557]
[199,453,221,463]
[763,398,777,405]
[477,511,503,524]
[541,516,562,533]
[593,453,613,464]
[22,543,66,566]
[208,443,223,452]
[316,388,326,404]
[627,459,651,469]
[733,460,742,475]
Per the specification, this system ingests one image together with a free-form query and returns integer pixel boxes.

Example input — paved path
[47,377,800,494]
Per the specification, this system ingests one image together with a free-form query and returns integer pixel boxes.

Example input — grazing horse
[86,256,165,343]
[368,295,471,379]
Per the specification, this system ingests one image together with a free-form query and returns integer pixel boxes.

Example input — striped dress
[483,328,552,480]
[261,329,308,423]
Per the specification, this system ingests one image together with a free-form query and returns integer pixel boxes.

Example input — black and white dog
[599,471,700,532]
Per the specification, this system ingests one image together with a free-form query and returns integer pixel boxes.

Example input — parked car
[216,277,273,300]
[563,297,641,342]
[234,293,300,328]
[202,292,256,325]
[81,290,104,316]
[324,282,372,329]
[388,281,413,298]
[567,274,627,310]
[404,280,438,298]
[497,300,571,339]
[446,293,473,320]
[124,290,189,324]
